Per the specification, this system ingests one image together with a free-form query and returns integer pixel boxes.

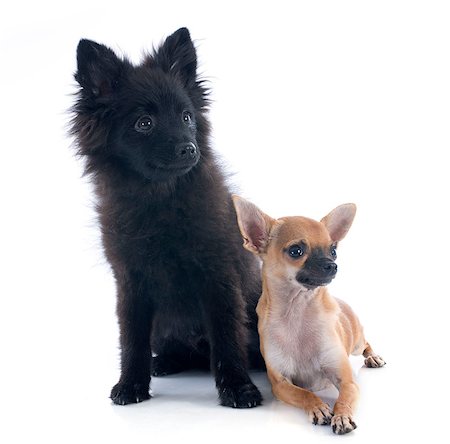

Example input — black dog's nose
[176,142,197,159]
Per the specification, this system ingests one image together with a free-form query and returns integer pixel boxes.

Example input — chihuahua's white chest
[263,289,340,391]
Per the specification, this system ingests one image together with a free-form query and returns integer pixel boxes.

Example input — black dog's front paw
[218,382,263,408]
[110,381,150,405]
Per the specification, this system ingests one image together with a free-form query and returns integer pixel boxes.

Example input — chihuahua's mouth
[296,276,334,290]
[295,258,337,290]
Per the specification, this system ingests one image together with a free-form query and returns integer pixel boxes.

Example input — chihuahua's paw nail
[309,403,333,425]
[331,415,357,434]
[364,354,386,368]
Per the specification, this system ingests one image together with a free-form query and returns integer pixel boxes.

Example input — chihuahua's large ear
[154,27,197,86]
[75,39,124,98]
[321,203,357,242]
[232,196,275,255]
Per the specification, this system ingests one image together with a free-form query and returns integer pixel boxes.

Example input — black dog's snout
[176,142,197,160]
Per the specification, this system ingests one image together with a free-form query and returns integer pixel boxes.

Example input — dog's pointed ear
[321,203,357,242]
[232,195,275,255]
[75,39,123,98]
[154,27,197,86]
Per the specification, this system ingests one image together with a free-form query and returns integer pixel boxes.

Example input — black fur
[70,28,263,408]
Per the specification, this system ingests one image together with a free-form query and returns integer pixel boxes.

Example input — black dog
[71,28,263,408]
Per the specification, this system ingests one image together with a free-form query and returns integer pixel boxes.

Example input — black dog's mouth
[150,163,195,173]
[144,159,199,181]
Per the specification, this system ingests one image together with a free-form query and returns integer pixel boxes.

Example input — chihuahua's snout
[296,257,338,289]
[322,261,337,275]
[315,259,338,280]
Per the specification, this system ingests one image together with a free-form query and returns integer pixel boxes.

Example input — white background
[1,1,449,442]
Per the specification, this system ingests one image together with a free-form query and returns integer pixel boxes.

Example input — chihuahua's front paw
[332,414,357,434]
[364,354,386,368]
[110,381,151,405]
[218,382,263,408]
[308,403,333,425]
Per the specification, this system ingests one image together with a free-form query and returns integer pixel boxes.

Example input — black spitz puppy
[71,28,263,408]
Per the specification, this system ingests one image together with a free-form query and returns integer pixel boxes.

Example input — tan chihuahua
[232,196,385,434]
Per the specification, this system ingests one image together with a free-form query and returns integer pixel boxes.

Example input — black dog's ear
[154,27,197,86]
[75,39,123,98]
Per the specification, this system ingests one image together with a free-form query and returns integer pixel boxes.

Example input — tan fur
[233,197,385,434]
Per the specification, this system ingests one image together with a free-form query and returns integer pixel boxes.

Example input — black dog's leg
[246,290,266,370]
[202,283,263,408]
[110,271,153,405]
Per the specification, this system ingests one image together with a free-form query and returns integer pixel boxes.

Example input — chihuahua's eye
[182,110,192,124]
[330,245,337,258]
[135,115,153,132]
[288,245,304,259]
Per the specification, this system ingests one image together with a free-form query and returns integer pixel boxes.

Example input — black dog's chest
[107,199,200,264]
[114,201,209,292]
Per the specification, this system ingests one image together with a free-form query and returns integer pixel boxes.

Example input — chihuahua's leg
[363,343,386,368]
[266,364,333,425]
[331,358,359,434]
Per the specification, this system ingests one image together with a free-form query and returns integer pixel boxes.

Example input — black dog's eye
[288,245,304,259]
[135,115,153,132]
[330,245,337,258]
[182,110,192,124]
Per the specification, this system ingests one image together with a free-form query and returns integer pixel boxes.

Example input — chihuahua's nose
[322,261,337,275]
[176,142,197,160]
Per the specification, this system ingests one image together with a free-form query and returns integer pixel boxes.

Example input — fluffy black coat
[71,28,263,407]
